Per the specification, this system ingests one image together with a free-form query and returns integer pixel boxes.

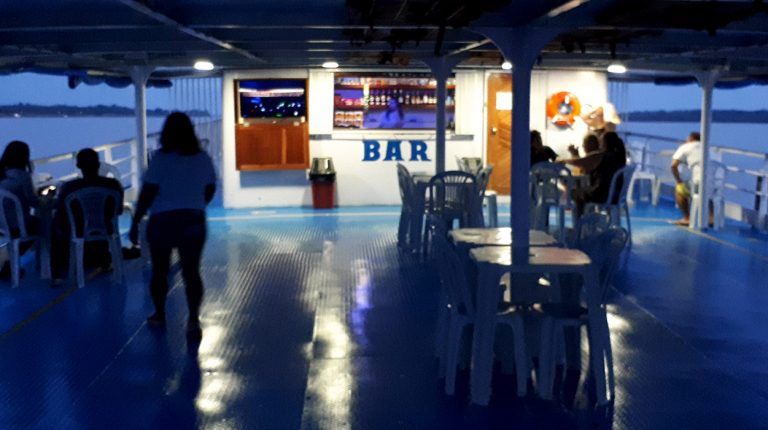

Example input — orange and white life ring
[546,91,581,127]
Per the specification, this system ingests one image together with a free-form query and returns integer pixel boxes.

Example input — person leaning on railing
[670,131,712,227]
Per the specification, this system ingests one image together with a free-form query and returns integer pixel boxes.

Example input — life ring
[546,91,581,127]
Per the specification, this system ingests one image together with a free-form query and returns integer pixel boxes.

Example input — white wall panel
[221,69,607,207]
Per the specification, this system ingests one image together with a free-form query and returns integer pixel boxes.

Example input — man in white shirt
[671,131,706,226]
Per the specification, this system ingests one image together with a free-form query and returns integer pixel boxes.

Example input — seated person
[560,133,602,173]
[530,130,557,166]
[561,132,626,215]
[0,140,40,278]
[50,148,123,286]
[581,102,621,138]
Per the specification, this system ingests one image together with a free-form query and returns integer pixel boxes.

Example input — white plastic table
[468,245,609,406]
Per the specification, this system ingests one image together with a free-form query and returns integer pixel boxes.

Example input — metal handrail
[620,130,768,229]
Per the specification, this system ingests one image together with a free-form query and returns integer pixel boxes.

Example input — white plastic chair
[538,226,628,401]
[0,189,39,288]
[433,231,528,396]
[689,160,727,230]
[475,165,495,227]
[530,162,574,243]
[396,163,415,249]
[422,171,479,259]
[626,143,661,206]
[99,162,134,217]
[63,187,124,288]
[584,164,636,245]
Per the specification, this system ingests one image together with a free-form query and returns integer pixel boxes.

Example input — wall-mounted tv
[236,79,307,121]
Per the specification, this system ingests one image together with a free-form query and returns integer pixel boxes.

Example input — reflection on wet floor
[0,203,766,429]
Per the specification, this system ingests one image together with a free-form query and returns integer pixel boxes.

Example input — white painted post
[693,70,719,230]
[425,56,462,174]
[481,27,553,264]
[129,66,153,197]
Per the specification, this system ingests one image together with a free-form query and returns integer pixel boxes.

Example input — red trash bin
[309,158,336,209]
[310,176,335,209]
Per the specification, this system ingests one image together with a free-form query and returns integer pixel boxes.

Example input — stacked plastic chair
[626,142,661,206]
[432,230,529,396]
[530,162,574,243]
[475,164,495,227]
[422,171,479,259]
[537,217,628,402]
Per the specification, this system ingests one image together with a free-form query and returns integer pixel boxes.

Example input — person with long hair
[0,140,38,220]
[129,112,216,339]
[379,98,405,128]
[0,140,40,278]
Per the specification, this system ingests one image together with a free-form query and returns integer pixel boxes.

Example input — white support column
[481,27,554,263]
[130,66,153,196]
[693,70,719,230]
[425,56,463,173]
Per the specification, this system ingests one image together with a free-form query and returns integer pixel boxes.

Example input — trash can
[309,157,336,209]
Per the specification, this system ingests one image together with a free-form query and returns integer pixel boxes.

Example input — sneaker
[147,312,166,326]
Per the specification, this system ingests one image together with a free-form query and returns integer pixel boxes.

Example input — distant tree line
[625,109,768,122]
[0,103,210,117]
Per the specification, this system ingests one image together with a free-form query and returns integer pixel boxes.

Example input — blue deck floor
[0,201,767,429]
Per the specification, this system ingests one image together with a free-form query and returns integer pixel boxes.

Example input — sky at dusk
[0,72,171,109]
[1,71,768,112]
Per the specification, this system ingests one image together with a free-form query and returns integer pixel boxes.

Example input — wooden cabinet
[235,121,309,171]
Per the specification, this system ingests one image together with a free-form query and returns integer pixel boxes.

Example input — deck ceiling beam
[117,0,265,64]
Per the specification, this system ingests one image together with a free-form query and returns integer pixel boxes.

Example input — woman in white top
[129,112,216,339]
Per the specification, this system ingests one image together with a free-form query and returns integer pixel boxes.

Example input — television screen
[237,79,307,119]
[332,72,454,130]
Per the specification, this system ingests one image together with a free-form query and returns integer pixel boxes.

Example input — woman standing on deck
[129,112,216,339]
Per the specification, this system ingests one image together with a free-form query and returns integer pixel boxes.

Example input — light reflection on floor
[1,204,767,429]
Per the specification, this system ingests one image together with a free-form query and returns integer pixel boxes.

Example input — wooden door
[486,73,512,195]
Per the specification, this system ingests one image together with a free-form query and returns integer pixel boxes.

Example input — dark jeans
[147,209,207,321]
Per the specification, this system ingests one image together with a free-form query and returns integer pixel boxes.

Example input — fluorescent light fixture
[501,61,512,70]
[607,63,627,74]
[322,61,339,69]
[547,0,590,18]
[194,60,214,71]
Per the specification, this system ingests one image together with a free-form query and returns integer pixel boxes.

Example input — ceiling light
[501,61,512,70]
[607,63,627,74]
[194,60,214,71]
[322,61,339,69]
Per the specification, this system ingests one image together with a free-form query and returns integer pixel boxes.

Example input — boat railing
[621,131,768,230]
[31,118,223,204]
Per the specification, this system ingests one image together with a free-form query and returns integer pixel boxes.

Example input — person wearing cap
[49,148,124,286]
[582,102,622,137]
